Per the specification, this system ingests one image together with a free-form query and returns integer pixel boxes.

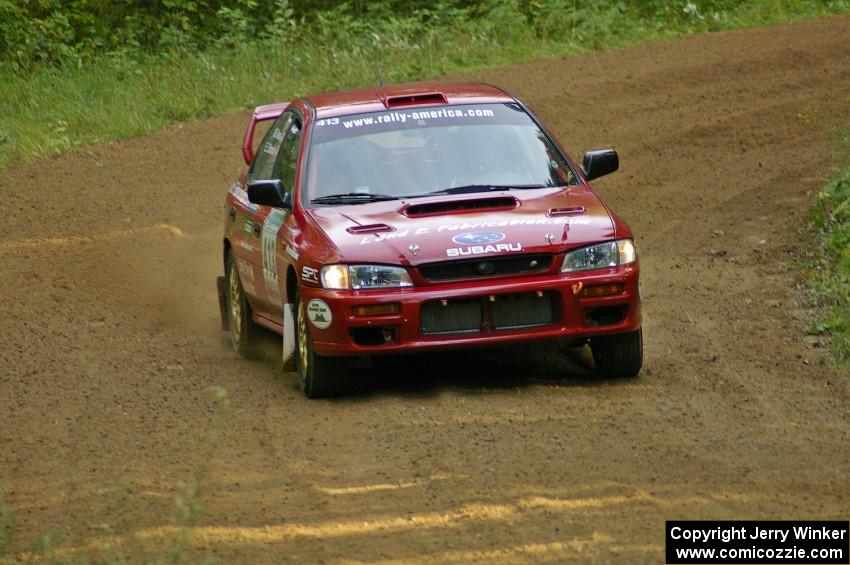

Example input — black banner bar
[666,521,849,564]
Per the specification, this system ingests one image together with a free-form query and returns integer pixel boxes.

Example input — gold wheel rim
[229,267,242,342]
[298,300,309,375]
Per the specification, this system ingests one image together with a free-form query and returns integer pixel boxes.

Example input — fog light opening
[351,327,396,346]
[584,306,626,327]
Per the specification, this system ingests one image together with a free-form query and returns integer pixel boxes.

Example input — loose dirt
[2,15,849,563]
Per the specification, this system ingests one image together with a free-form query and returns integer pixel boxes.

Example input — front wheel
[295,292,349,398]
[590,328,643,378]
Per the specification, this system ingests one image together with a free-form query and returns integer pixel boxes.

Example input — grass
[1,0,849,170]
[807,127,850,369]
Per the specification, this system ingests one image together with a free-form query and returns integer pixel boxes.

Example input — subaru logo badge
[452,231,505,245]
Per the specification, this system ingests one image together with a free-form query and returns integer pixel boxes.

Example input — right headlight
[560,239,636,273]
[320,264,413,290]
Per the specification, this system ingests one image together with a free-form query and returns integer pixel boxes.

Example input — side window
[249,114,293,181]
[274,118,302,193]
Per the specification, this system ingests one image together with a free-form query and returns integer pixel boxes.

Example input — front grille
[491,292,554,330]
[418,254,553,282]
[421,298,482,335]
[419,291,555,336]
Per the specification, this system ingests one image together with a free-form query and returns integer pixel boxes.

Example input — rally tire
[590,328,643,378]
[295,290,349,398]
[225,249,260,358]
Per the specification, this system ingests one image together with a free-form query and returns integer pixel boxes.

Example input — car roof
[305,82,515,119]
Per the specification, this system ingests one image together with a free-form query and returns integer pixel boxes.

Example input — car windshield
[304,102,577,205]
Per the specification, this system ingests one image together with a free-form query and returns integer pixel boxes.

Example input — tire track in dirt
[1,15,849,563]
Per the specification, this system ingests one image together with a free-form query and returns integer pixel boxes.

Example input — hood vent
[548,206,586,217]
[346,223,394,235]
[404,196,518,218]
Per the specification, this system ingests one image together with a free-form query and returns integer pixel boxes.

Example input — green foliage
[0,495,13,557]
[0,0,848,169]
[3,0,848,72]
[809,159,850,367]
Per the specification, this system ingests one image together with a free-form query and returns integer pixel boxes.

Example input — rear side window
[249,113,293,181]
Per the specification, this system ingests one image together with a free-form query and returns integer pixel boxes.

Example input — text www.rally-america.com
[315,107,496,129]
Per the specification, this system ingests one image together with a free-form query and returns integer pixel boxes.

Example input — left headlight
[561,239,636,273]
[320,264,413,290]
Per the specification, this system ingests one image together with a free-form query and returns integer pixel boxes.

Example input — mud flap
[216,276,229,331]
[282,303,295,371]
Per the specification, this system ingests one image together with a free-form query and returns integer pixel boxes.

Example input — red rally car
[218,82,642,397]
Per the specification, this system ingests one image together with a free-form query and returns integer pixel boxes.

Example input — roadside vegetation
[1,0,849,169]
[807,126,850,369]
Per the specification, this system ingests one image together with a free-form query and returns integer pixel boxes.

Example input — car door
[229,113,293,316]
[253,112,303,321]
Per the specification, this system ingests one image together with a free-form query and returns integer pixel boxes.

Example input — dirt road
[2,15,850,563]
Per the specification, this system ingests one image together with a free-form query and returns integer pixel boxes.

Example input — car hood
[306,187,615,266]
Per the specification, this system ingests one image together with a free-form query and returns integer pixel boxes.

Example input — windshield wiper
[311,192,399,205]
[407,184,551,198]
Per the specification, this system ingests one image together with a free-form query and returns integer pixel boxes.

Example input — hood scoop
[346,223,394,235]
[404,196,518,218]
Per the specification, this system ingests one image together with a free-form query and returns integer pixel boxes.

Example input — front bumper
[301,265,641,356]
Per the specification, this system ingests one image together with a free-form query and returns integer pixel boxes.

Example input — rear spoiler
[242,101,290,165]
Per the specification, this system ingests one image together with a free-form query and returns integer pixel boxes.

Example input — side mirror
[247,179,292,209]
[581,149,619,182]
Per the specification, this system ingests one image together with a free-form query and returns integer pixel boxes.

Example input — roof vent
[404,197,518,217]
[382,92,448,109]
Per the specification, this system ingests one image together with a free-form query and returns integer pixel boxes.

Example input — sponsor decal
[358,230,410,245]
[316,108,496,130]
[357,217,589,244]
[242,219,254,234]
[236,258,254,282]
[238,241,255,253]
[228,183,258,213]
[301,266,319,283]
[306,299,332,329]
[452,231,505,245]
[446,243,522,257]
[571,282,583,295]
[261,210,287,306]
[285,244,299,260]
[241,281,257,296]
